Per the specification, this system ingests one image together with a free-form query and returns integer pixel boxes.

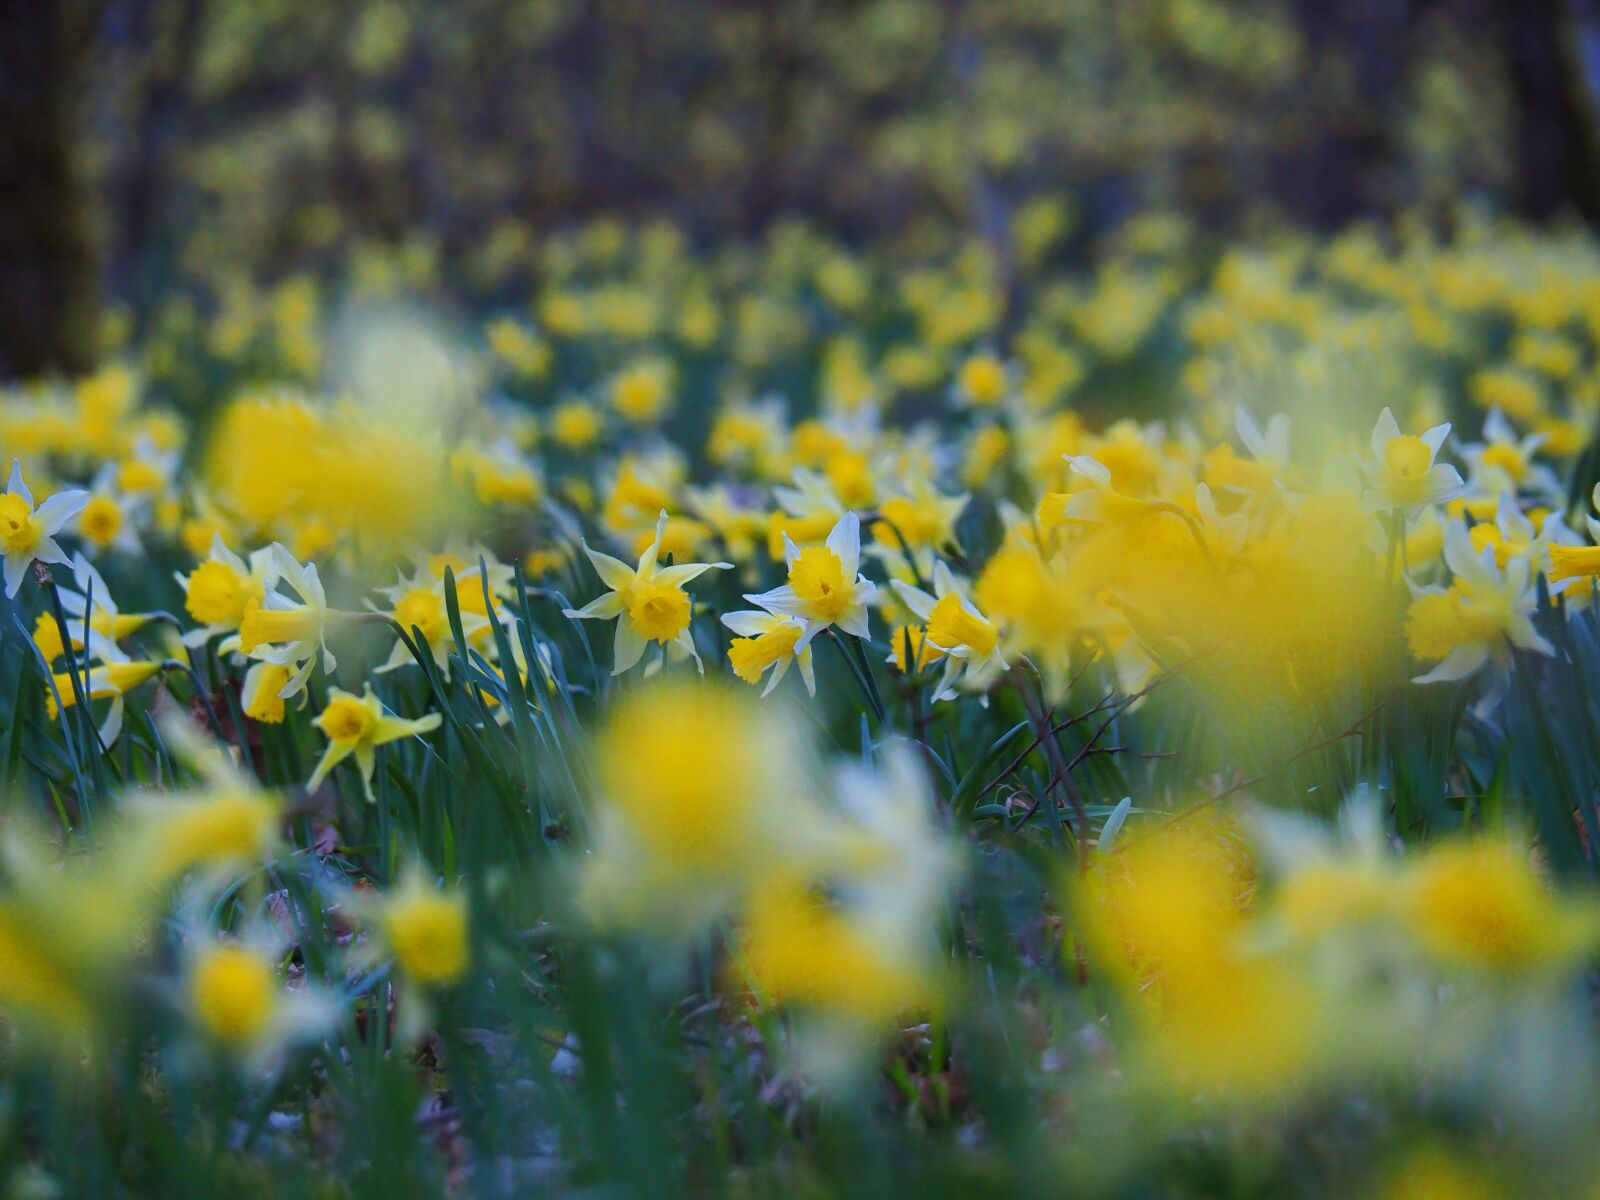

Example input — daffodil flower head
[891,560,1008,699]
[1460,407,1562,502]
[1402,835,1600,973]
[176,534,275,649]
[42,554,157,666]
[576,678,825,929]
[1405,518,1552,684]
[721,610,815,696]
[374,867,471,989]
[1365,409,1462,514]
[563,509,732,675]
[189,941,276,1047]
[1235,406,1291,469]
[744,510,876,650]
[1039,455,1160,529]
[75,461,145,558]
[1546,481,1600,593]
[45,644,164,748]
[238,543,343,700]
[180,915,336,1068]
[1,459,88,597]
[308,685,442,802]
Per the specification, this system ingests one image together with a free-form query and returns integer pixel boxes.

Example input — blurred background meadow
[10,3,1600,1199]
[8,0,1600,381]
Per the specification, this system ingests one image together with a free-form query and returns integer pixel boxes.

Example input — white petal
[825,511,862,578]
[33,490,88,534]
[1420,423,1451,459]
[1371,408,1401,459]
[33,537,70,567]
[3,554,28,597]
[612,621,648,674]
[674,629,705,674]
[744,585,806,618]
[1067,455,1112,488]
[722,610,779,636]
[1413,644,1489,684]
[98,697,125,749]
[891,579,936,620]
[583,543,637,591]
[654,561,732,587]
[1235,407,1265,459]
[563,592,626,620]
[6,460,30,507]
[835,605,872,639]
[797,648,816,695]
[1421,464,1464,505]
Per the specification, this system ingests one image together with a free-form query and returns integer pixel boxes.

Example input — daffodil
[44,646,165,747]
[1402,836,1598,973]
[1,459,88,597]
[74,461,145,557]
[1038,455,1161,529]
[126,710,282,884]
[950,351,1011,409]
[175,534,275,651]
[238,544,344,700]
[1405,518,1552,684]
[768,467,847,559]
[868,475,969,570]
[721,610,815,696]
[1459,408,1562,502]
[1234,405,1291,472]
[182,928,336,1067]
[1547,482,1600,593]
[368,561,497,674]
[371,868,471,989]
[890,561,1007,699]
[241,661,294,723]
[308,685,442,801]
[39,554,158,664]
[745,510,876,650]
[563,509,732,674]
[1364,408,1463,515]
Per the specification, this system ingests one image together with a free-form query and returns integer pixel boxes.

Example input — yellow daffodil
[563,509,731,674]
[238,544,345,700]
[721,610,815,696]
[745,510,876,649]
[2,459,88,597]
[1365,408,1463,514]
[308,685,442,801]
[891,560,1007,698]
[1405,519,1552,683]
[176,534,275,651]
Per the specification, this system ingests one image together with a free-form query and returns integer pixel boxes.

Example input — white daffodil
[890,560,1007,699]
[744,510,876,650]
[563,509,732,675]
[1,459,88,597]
[176,534,278,652]
[721,610,815,696]
[44,636,164,748]
[74,460,146,558]
[1459,408,1562,503]
[57,553,158,649]
[238,544,343,701]
[1364,408,1463,515]
[308,685,442,802]
[1406,518,1552,685]
[1236,406,1291,469]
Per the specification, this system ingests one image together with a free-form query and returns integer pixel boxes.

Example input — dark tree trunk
[0,0,106,379]
[1504,0,1600,224]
